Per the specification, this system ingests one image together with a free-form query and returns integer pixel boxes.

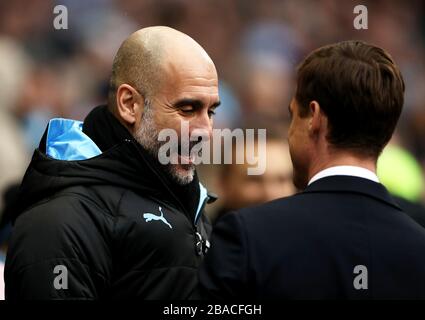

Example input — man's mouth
[176,141,200,165]
[177,153,195,165]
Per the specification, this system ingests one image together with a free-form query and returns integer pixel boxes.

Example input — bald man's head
[108,26,215,111]
[108,26,220,185]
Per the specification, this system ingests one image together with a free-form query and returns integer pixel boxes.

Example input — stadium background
[0,0,424,235]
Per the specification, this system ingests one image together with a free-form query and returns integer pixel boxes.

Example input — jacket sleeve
[5,196,112,300]
[199,211,250,300]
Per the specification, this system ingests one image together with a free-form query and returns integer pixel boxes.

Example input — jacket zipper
[194,196,210,256]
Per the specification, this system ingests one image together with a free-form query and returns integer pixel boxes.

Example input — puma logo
[143,206,172,229]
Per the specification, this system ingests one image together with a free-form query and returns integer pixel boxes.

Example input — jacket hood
[13,106,214,223]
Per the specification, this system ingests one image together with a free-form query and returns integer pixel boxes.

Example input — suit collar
[308,166,379,186]
[303,175,402,210]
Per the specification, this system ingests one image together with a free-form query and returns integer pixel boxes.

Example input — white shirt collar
[308,165,379,186]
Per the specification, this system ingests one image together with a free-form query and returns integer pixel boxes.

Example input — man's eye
[208,109,216,117]
[181,107,194,113]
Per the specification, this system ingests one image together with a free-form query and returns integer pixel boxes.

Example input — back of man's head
[295,40,405,158]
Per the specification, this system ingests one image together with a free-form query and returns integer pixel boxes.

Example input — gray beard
[133,106,195,185]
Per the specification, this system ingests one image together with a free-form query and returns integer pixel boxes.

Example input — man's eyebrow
[211,101,221,108]
[173,98,221,109]
[173,98,204,109]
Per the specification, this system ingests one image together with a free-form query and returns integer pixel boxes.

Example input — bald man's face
[136,55,220,184]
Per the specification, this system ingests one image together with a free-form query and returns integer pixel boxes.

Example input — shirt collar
[308,165,379,186]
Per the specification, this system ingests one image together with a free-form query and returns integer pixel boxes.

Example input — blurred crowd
[0,0,424,296]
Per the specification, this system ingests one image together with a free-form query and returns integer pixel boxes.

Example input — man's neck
[308,150,377,183]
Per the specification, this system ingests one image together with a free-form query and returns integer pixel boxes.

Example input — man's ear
[115,84,144,127]
[308,101,325,137]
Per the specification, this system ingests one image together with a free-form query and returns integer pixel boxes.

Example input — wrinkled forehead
[158,56,219,99]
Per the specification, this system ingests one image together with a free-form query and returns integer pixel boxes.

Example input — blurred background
[0,1,425,289]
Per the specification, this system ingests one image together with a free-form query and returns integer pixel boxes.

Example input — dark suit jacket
[199,176,425,299]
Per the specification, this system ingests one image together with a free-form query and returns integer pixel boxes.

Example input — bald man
[5,27,220,300]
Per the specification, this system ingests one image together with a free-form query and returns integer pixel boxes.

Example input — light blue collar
[46,118,101,160]
[195,183,208,224]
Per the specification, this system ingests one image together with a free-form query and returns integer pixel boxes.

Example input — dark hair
[295,40,405,158]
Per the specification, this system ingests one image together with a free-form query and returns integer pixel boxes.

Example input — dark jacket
[393,195,425,228]
[5,105,215,300]
[200,176,425,299]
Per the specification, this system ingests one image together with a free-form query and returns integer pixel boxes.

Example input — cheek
[288,125,305,165]
[287,122,297,150]
[288,119,308,148]
[154,112,180,132]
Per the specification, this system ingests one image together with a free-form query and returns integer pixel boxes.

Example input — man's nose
[190,112,213,140]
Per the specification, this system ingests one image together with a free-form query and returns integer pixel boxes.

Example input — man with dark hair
[200,41,425,299]
[5,26,220,299]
